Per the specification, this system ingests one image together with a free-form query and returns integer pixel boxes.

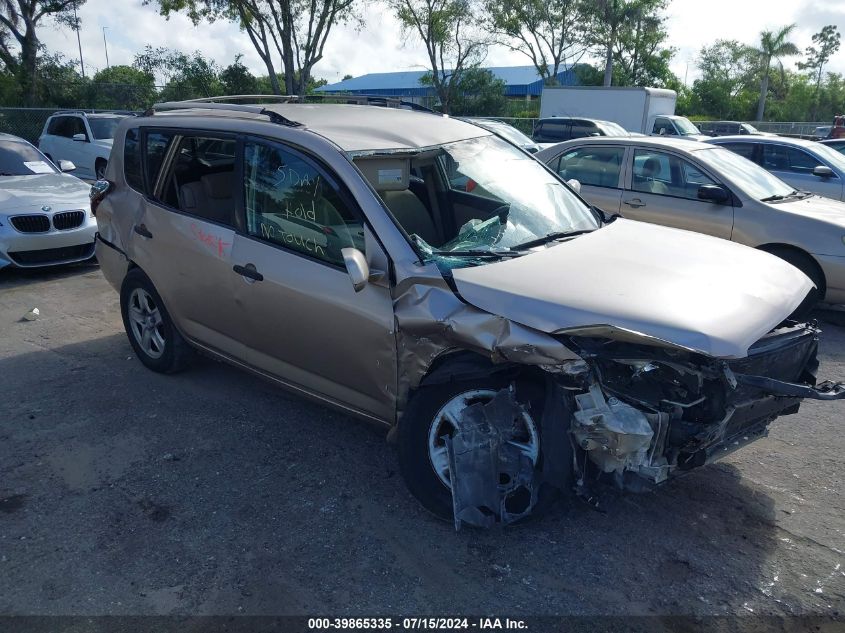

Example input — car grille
[7,243,94,266]
[10,215,50,233]
[52,210,85,231]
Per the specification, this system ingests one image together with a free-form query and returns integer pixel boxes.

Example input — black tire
[120,269,192,373]
[763,247,825,319]
[398,374,563,524]
[95,159,107,180]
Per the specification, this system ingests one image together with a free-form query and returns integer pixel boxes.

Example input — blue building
[315,65,580,99]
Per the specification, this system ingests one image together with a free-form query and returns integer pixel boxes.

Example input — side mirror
[72,133,87,142]
[697,184,730,204]
[58,160,75,172]
[341,247,369,292]
[567,178,581,193]
[813,165,834,178]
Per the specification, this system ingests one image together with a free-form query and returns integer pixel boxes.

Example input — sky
[37,0,845,88]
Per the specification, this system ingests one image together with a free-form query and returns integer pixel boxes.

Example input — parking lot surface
[1,265,844,617]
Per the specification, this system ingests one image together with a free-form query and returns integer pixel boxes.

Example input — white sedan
[0,133,96,269]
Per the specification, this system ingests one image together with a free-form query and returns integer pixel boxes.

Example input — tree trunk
[20,32,38,106]
[603,41,613,86]
[756,65,770,121]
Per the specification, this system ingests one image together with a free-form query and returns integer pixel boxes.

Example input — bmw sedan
[0,133,96,269]
[536,136,845,311]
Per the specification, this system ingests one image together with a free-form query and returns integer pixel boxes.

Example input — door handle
[133,224,153,239]
[233,263,264,282]
[624,198,646,208]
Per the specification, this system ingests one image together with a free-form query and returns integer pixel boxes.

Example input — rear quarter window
[123,128,143,192]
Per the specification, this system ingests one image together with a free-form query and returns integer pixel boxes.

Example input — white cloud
[34,0,845,88]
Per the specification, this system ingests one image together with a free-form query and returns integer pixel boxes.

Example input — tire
[120,269,192,373]
[763,247,825,319]
[95,159,107,180]
[398,374,562,523]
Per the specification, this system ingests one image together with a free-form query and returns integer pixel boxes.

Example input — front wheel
[398,376,560,524]
[120,269,192,373]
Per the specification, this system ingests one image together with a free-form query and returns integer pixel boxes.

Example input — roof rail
[154,93,439,113]
[150,100,302,127]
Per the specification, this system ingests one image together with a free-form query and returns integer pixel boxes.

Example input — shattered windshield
[417,136,599,269]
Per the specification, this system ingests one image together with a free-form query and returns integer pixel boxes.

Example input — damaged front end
[563,321,842,492]
[437,320,844,530]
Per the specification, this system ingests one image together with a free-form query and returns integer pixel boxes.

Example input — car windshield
[695,147,794,200]
[88,117,124,140]
[675,118,702,136]
[477,120,536,148]
[741,123,760,134]
[597,121,629,136]
[0,140,57,176]
[416,135,599,267]
[812,142,845,171]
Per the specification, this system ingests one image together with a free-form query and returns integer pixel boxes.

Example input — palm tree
[752,24,800,121]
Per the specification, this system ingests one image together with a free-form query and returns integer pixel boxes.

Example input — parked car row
[38,111,129,180]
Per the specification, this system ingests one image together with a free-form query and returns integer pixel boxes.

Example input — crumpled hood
[451,219,813,359]
[0,174,90,214]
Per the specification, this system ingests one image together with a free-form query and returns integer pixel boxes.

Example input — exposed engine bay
[446,321,845,530]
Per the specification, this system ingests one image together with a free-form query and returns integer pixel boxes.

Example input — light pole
[102,26,110,69]
[73,1,85,78]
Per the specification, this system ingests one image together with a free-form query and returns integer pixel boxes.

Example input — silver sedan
[536,136,845,309]
[0,133,96,269]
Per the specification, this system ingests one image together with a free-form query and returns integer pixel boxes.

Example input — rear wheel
[120,269,192,373]
[762,247,825,319]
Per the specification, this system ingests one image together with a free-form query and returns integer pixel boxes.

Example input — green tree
[150,0,358,96]
[0,0,85,104]
[583,0,641,86]
[220,54,260,94]
[609,0,675,87]
[444,67,507,115]
[689,39,757,118]
[390,0,487,114]
[751,24,799,121]
[485,0,586,85]
[341,73,353,81]
[798,25,841,119]
[90,65,157,110]
[135,46,223,101]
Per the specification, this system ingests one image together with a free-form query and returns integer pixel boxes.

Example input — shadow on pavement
[0,332,790,618]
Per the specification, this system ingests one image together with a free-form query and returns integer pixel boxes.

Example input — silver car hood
[451,219,813,359]
[774,195,845,228]
[0,174,91,214]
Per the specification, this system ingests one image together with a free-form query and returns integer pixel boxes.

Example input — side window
[144,131,177,195]
[761,144,806,172]
[570,120,593,139]
[785,147,823,173]
[157,134,236,224]
[69,117,88,139]
[632,150,716,199]
[720,143,756,161]
[47,116,65,136]
[652,118,677,136]
[123,128,143,192]
[557,146,624,188]
[243,141,365,266]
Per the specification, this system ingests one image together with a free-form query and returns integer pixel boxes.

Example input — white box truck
[538,86,709,140]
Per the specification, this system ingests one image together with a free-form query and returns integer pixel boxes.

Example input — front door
[230,138,397,422]
[128,129,247,360]
[760,143,844,201]
[620,148,734,240]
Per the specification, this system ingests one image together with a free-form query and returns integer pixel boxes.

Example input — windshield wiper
[760,194,786,202]
[510,229,596,251]
[429,249,523,258]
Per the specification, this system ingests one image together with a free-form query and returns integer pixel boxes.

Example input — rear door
[128,128,246,360]
[229,137,397,422]
[549,144,626,214]
[620,148,734,239]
